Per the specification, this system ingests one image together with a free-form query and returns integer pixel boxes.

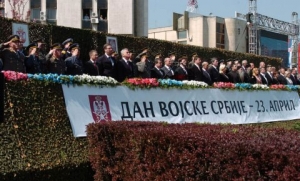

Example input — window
[99,9,107,20]
[47,8,56,20]
[0,9,4,17]
[216,23,225,49]
[178,31,187,39]
[83,9,91,20]
[31,8,41,20]
[238,28,241,35]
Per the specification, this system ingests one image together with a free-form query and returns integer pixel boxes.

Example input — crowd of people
[0,34,299,85]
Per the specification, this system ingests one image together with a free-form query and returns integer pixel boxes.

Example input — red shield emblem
[88,95,112,123]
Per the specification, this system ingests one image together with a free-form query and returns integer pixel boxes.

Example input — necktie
[108,57,114,66]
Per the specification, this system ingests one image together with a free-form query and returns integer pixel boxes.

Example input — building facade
[2,0,148,37]
[148,12,247,53]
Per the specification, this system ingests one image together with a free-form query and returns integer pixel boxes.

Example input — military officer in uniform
[61,38,73,60]
[0,35,26,72]
[34,38,47,73]
[45,43,66,74]
[24,42,42,74]
[65,43,83,75]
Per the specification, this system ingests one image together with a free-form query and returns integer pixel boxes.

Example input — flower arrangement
[158,79,183,88]
[2,70,28,81]
[213,82,235,89]
[123,78,159,89]
[252,84,269,90]
[235,83,252,90]
[1,71,299,92]
[182,80,208,88]
[269,84,286,90]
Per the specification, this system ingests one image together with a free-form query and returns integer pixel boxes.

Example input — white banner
[62,85,300,137]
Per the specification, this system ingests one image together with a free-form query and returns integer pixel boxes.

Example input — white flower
[74,74,118,85]
[182,80,208,87]
[252,84,269,89]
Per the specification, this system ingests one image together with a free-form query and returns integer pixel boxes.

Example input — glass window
[47,8,56,20]
[216,44,225,49]
[31,8,41,20]
[0,9,4,17]
[216,23,225,33]
[178,31,187,39]
[216,33,225,44]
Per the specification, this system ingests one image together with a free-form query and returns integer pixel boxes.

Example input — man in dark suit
[259,67,269,85]
[83,50,99,76]
[290,68,298,85]
[0,35,26,73]
[116,48,134,82]
[228,64,241,83]
[202,61,213,85]
[265,65,273,85]
[188,55,202,81]
[208,57,220,83]
[277,68,287,85]
[161,57,175,79]
[151,57,164,79]
[174,55,189,80]
[96,44,117,79]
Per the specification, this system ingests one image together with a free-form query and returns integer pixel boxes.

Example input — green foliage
[0,80,92,181]
[0,17,282,67]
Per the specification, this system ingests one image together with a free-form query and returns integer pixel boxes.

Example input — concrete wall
[134,0,148,37]
[108,0,134,35]
[57,0,82,28]
[225,18,247,53]
[188,17,203,46]
[5,0,30,21]
[148,27,177,41]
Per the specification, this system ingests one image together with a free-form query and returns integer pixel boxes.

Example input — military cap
[140,52,148,58]
[62,38,73,46]
[26,42,38,52]
[6,35,20,42]
[69,43,80,51]
[50,43,62,50]
[168,51,176,56]
[219,59,225,63]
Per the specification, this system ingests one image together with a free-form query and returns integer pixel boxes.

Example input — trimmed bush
[0,80,92,181]
[87,121,300,180]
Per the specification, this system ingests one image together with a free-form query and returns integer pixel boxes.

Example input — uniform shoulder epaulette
[62,50,66,54]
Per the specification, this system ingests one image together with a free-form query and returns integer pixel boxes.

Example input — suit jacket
[219,73,230,82]
[202,69,213,85]
[260,74,268,85]
[116,59,134,82]
[151,67,164,79]
[174,65,188,80]
[208,66,220,83]
[83,60,99,76]
[277,74,287,85]
[97,55,117,79]
[188,64,202,81]
[161,66,174,79]
[265,72,273,85]
[290,74,298,85]
[228,71,241,83]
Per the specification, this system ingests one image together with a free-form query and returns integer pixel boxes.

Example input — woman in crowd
[219,64,230,82]
[285,71,293,85]
[250,68,262,84]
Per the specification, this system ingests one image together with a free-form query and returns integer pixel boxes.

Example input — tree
[7,0,30,21]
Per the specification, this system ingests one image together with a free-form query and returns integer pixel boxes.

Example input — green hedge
[0,80,92,181]
[0,17,282,66]
[87,121,300,180]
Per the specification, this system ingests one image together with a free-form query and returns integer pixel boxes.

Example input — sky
[149,0,300,29]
